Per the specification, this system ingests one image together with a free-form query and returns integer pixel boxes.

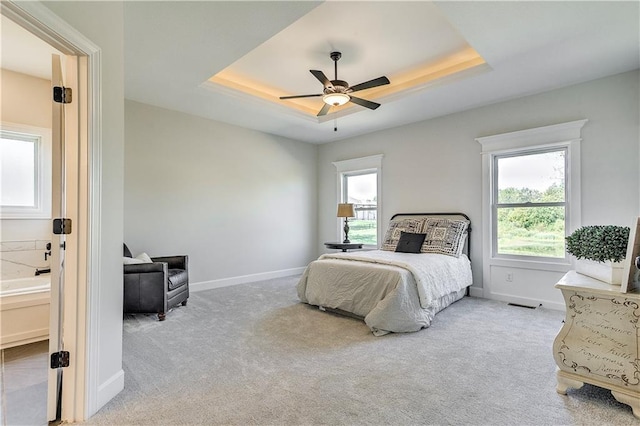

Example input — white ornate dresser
[553,270,639,418]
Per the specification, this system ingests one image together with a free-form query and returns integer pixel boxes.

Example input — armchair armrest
[124,262,167,274]
[123,261,169,316]
[151,255,188,270]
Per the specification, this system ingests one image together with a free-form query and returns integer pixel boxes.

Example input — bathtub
[0,275,51,349]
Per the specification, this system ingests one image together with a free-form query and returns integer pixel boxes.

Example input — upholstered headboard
[389,212,471,258]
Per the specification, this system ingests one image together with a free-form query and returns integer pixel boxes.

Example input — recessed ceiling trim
[365,50,488,99]
[207,47,488,122]
[206,74,318,116]
[200,80,320,123]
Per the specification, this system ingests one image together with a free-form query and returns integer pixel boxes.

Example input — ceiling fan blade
[317,103,331,117]
[349,96,381,110]
[310,70,334,89]
[279,94,323,100]
[349,76,390,93]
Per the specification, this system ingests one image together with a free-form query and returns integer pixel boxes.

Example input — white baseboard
[191,267,306,292]
[96,369,124,412]
[485,291,566,311]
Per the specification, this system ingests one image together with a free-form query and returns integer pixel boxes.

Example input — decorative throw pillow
[381,218,425,251]
[123,252,153,265]
[420,218,469,257]
[395,231,427,254]
[123,256,143,265]
[136,252,153,263]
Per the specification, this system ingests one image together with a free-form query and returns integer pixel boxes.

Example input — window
[478,119,585,266]
[0,125,51,219]
[1,133,38,206]
[333,155,383,247]
[493,148,567,259]
[477,120,585,306]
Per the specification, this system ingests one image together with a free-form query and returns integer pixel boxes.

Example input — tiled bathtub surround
[0,240,51,280]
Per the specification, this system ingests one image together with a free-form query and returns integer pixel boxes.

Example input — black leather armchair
[123,244,189,321]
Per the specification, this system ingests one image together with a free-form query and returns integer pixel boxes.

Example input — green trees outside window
[495,149,567,258]
[344,173,377,246]
[348,219,377,245]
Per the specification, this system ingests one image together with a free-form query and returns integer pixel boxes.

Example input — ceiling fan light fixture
[280,52,390,117]
[323,93,350,106]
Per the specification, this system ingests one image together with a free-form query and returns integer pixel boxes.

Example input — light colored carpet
[80,275,637,425]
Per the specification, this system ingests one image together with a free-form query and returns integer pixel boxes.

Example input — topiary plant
[565,225,630,263]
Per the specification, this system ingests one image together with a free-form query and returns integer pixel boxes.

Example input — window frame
[477,119,585,273]
[491,146,569,263]
[333,155,383,249]
[0,123,52,219]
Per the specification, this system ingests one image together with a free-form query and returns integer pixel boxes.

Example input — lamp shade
[337,203,355,218]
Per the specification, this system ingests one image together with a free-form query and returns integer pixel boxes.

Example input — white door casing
[1,0,104,422]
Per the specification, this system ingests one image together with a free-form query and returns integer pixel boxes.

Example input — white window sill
[489,256,572,273]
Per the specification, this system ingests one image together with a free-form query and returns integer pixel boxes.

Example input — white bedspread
[296,250,472,335]
[319,250,471,308]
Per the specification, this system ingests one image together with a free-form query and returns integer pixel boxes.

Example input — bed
[296,213,472,336]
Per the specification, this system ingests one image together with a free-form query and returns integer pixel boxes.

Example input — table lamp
[337,203,356,243]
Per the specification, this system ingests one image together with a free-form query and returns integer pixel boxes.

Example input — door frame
[1,1,103,421]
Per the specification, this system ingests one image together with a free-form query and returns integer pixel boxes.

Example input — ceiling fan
[279,51,390,117]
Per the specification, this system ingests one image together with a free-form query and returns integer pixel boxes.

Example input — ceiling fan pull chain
[334,117,338,132]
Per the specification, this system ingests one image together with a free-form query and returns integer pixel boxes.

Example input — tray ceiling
[3,1,639,144]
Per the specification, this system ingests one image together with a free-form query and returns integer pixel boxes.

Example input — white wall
[124,100,318,287]
[44,0,125,415]
[318,70,640,295]
[0,70,52,279]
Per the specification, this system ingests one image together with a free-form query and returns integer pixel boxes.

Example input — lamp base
[343,218,350,244]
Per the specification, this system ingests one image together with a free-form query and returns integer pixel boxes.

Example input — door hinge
[53,218,72,235]
[50,351,70,368]
[53,86,72,104]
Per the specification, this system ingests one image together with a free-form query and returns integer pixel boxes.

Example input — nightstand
[324,242,363,252]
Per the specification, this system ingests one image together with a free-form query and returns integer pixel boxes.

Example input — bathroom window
[0,125,52,219]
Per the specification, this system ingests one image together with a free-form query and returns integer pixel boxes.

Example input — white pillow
[136,252,153,263]
[123,252,153,265]
[123,256,143,265]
